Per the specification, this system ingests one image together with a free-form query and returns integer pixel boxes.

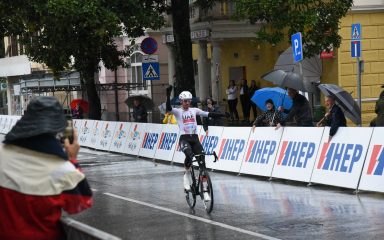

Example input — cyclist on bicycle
[166,86,227,201]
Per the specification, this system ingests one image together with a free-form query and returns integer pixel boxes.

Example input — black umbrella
[125,95,154,109]
[317,84,361,125]
[261,69,315,93]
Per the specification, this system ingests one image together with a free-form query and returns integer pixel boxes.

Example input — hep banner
[154,124,179,162]
[109,122,132,153]
[213,127,251,173]
[358,127,384,192]
[240,127,284,177]
[311,127,373,189]
[138,124,164,159]
[272,127,324,182]
[199,126,224,169]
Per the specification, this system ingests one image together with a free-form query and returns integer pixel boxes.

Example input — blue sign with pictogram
[142,55,160,81]
[351,23,361,40]
[291,32,303,62]
[351,41,361,58]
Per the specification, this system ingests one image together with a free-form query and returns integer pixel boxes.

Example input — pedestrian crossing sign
[351,23,361,40]
[142,55,160,81]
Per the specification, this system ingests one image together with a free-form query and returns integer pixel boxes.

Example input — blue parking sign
[291,32,303,62]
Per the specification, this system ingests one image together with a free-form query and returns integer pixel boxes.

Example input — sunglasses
[182,99,192,103]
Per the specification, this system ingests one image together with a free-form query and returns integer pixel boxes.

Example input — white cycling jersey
[171,107,209,135]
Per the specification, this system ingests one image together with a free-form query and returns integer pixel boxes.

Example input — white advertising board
[240,127,284,177]
[311,127,373,189]
[0,115,5,133]
[154,124,179,162]
[88,121,103,149]
[138,124,164,159]
[95,121,117,151]
[213,127,251,173]
[72,119,82,134]
[198,126,224,169]
[123,123,147,156]
[78,120,94,147]
[109,122,132,153]
[172,125,202,164]
[359,127,384,192]
[271,127,324,183]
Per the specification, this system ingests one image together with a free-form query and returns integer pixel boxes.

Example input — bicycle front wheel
[200,170,214,213]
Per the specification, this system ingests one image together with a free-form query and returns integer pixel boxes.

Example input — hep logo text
[217,139,245,161]
[245,140,277,164]
[158,133,177,150]
[200,136,219,154]
[141,133,159,150]
[317,143,362,173]
[277,141,315,168]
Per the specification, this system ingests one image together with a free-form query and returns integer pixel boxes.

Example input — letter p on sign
[291,32,303,62]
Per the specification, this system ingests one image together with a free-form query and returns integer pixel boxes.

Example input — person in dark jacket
[374,89,384,126]
[202,98,223,135]
[132,99,148,123]
[252,99,283,132]
[276,88,313,129]
[239,79,250,123]
[0,96,92,240]
[317,96,347,141]
[249,80,259,121]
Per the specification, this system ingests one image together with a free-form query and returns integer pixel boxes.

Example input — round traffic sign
[140,37,158,55]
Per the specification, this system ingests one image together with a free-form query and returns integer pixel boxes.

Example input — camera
[60,120,74,144]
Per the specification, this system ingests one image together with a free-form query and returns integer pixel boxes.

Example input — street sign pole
[351,23,362,126]
[357,57,362,126]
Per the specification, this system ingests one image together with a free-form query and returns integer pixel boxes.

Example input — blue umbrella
[251,87,292,111]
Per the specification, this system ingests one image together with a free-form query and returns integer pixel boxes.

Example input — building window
[129,52,147,91]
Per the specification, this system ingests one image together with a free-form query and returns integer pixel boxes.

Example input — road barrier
[2,115,384,193]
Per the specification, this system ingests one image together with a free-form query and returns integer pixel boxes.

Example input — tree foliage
[234,0,353,57]
[0,0,165,119]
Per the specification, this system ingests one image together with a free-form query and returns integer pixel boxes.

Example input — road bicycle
[185,151,218,213]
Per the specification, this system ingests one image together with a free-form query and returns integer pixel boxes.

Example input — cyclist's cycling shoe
[203,192,211,202]
[183,171,191,191]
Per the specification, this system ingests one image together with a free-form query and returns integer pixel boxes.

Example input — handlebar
[194,151,218,163]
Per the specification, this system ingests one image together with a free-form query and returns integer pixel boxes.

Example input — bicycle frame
[189,152,218,197]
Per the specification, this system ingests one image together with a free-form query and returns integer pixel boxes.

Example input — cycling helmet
[179,91,193,100]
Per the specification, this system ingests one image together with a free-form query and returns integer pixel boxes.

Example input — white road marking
[104,192,281,240]
[77,156,97,160]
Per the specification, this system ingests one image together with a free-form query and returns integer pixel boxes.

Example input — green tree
[234,0,353,57]
[0,0,164,119]
[168,0,216,96]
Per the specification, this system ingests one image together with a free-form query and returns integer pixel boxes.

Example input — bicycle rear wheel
[200,170,214,213]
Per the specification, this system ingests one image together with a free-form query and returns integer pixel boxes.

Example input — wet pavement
[1,134,384,239]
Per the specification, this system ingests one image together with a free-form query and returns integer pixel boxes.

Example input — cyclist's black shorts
[179,134,204,167]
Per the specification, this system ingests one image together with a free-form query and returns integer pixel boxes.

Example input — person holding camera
[0,96,92,240]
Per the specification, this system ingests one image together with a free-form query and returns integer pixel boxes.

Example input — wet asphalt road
[1,134,384,240]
